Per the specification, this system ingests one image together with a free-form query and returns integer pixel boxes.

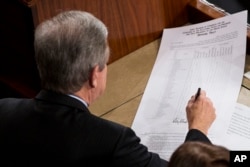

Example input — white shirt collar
[68,94,88,107]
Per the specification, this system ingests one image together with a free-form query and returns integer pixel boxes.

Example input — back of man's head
[34,10,109,94]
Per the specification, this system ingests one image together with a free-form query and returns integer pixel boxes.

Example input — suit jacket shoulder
[0,90,168,167]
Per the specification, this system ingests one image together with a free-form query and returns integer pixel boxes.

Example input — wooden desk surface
[89,39,250,127]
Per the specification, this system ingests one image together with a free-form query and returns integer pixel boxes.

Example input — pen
[194,88,201,101]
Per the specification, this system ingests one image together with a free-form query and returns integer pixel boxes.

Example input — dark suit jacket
[0,90,211,167]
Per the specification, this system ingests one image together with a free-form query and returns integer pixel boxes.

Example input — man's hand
[186,89,216,135]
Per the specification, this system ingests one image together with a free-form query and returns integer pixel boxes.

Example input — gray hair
[34,10,109,94]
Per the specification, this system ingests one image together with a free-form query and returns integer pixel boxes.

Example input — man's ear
[89,66,99,88]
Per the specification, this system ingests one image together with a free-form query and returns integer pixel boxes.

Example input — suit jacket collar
[35,90,89,112]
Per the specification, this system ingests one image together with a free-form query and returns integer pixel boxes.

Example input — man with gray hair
[0,10,216,166]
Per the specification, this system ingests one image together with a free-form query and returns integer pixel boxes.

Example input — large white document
[132,11,248,161]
